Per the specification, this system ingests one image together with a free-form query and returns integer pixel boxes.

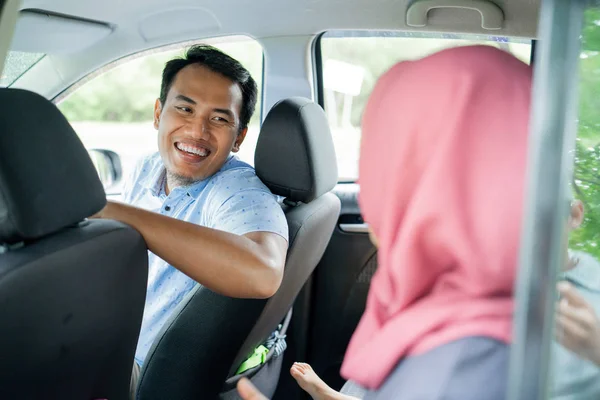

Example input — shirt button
[164,206,171,211]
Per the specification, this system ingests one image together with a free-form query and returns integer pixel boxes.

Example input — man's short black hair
[159,44,258,133]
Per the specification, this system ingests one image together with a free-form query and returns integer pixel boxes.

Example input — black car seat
[0,88,149,400]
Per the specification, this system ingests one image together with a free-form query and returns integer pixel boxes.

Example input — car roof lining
[11,9,113,55]
[6,0,540,100]
[11,0,540,56]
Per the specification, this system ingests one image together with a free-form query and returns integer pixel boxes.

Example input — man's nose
[186,119,210,140]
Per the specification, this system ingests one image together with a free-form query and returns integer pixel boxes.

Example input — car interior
[2,0,595,398]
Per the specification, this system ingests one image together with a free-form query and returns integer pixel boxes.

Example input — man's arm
[93,200,287,299]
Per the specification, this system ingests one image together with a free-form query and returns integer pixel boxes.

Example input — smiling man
[90,45,289,394]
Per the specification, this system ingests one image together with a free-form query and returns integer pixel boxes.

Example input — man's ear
[232,127,248,153]
[570,199,585,230]
[153,99,162,130]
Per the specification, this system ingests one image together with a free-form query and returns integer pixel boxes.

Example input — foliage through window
[572,8,600,259]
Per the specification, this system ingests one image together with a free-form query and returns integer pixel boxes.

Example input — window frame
[507,1,587,399]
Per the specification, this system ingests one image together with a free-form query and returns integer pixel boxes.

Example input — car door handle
[339,223,370,233]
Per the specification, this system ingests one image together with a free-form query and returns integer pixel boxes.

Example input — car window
[545,6,600,399]
[56,36,263,196]
[317,31,532,181]
[0,51,45,86]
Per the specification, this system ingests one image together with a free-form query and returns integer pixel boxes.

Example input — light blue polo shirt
[122,152,288,365]
[551,250,600,399]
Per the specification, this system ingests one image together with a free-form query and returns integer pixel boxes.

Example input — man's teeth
[176,143,209,156]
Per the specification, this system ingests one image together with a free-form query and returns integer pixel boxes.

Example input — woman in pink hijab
[238,45,532,400]
[343,44,532,399]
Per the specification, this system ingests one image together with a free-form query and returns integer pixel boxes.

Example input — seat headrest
[0,89,106,244]
[254,97,338,203]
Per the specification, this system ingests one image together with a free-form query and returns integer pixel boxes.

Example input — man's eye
[175,106,192,113]
[213,116,229,123]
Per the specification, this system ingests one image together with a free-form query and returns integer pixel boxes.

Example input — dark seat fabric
[0,88,148,400]
[137,97,340,400]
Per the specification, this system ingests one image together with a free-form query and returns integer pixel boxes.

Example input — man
[551,199,600,399]
[91,45,288,394]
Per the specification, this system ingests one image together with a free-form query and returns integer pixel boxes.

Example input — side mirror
[88,149,122,191]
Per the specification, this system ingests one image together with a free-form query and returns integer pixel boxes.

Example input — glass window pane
[319,31,531,181]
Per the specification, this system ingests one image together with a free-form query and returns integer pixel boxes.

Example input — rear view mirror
[88,149,122,191]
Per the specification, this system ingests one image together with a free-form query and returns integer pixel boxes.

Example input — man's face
[154,64,247,189]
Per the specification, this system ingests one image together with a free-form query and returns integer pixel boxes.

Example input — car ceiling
[6,0,540,99]
[16,0,540,48]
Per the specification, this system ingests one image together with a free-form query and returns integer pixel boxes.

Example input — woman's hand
[555,282,600,366]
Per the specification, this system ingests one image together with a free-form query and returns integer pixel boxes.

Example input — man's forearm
[98,201,285,299]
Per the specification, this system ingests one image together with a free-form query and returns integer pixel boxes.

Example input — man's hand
[555,281,600,366]
[89,200,287,299]
[237,378,269,400]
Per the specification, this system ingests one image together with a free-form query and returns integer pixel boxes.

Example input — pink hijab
[340,45,532,389]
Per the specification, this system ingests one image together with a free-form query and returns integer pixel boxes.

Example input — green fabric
[236,345,269,375]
